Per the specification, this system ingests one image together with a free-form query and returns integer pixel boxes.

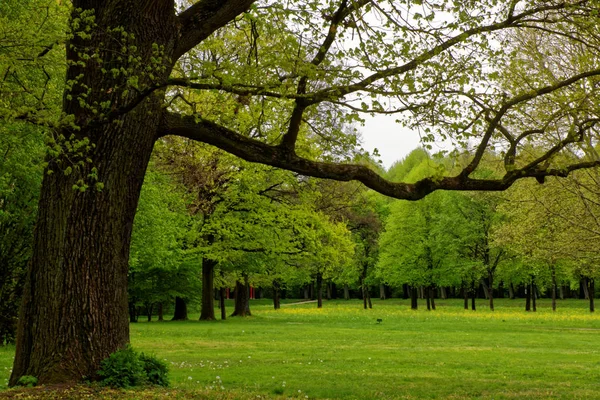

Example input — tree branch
[175,0,256,60]
[158,111,600,201]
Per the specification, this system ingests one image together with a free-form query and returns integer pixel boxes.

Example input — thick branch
[158,111,600,200]
[175,0,256,60]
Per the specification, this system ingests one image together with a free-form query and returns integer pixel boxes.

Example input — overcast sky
[360,114,422,170]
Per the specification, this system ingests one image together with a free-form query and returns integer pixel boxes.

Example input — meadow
[1,298,600,399]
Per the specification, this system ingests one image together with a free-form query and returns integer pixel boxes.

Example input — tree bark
[231,277,251,317]
[273,279,281,310]
[146,303,153,322]
[488,270,494,311]
[471,282,476,311]
[525,283,531,312]
[532,278,537,312]
[463,284,468,310]
[343,284,350,300]
[551,263,557,312]
[8,1,181,385]
[410,286,418,310]
[157,303,164,322]
[582,277,590,300]
[172,297,188,321]
[316,273,323,309]
[129,302,138,323]
[380,284,386,300]
[429,286,436,310]
[199,258,216,321]
[219,287,226,320]
[589,279,595,313]
[509,282,515,299]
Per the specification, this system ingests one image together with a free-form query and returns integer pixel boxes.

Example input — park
[1,0,600,398]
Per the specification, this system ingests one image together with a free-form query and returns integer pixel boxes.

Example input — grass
[1,298,600,399]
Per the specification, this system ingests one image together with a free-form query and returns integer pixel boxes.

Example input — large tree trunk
[172,297,189,320]
[9,1,179,385]
[509,282,515,299]
[231,277,251,317]
[199,258,216,321]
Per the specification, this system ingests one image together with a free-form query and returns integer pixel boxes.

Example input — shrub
[97,345,146,388]
[16,375,38,387]
[139,353,169,387]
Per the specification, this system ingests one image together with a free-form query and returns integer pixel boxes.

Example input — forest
[1,0,600,394]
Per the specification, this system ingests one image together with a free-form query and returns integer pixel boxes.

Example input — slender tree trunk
[559,285,565,300]
[273,279,281,310]
[303,285,309,300]
[219,287,226,320]
[509,282,515,299]
[199,258,216,321]
[410,286,418,310]
[380,284,386,300]
[589,279,595,313]
[429,286,436,310]
[231,278,251,317]
[157,303,164,322]
[551,263,557,312]
[532,279,537,312]
[480,279,490,300]
[316,273,323,309]
[471,282,476,311]
[525,283,531,312]
[343,284,350,300]
[582,277,590,300]
[488,270,494,311]
[440,286,447,300]
[326,282,332,300]
[172,297,188,320]
[367,290,372,309]
[425,287,431,311]
[146,303,153,322]
[463,284,468,310]
[129,302,138,323]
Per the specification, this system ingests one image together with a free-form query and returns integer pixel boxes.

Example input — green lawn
[2,298,600,399]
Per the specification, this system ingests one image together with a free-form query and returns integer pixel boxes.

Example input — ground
[1,298,599,399]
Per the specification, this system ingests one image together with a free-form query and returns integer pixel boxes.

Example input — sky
[360,114,423,170]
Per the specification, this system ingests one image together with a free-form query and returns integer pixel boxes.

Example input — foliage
[139,353,169,387]
[14,375,37,388]
[97,346,147,388]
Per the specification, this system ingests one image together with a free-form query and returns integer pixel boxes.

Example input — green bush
[16,375,38,387]
[97,345,147,388]
[139,353,169,387]
[97,345,170,388]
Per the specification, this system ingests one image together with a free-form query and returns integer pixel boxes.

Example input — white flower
[216,376,220,380]
[187,376,192,380]
[298,389,302,393]
[221,386,225,389]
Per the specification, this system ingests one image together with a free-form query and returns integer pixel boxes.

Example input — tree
[7,0,600,384]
